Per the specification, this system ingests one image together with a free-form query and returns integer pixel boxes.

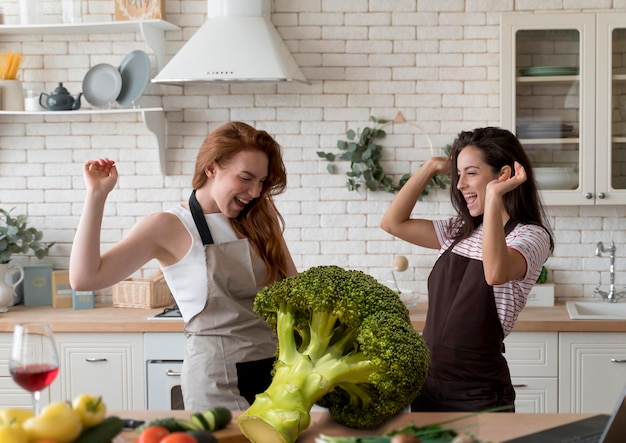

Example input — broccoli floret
[238,265,429,443]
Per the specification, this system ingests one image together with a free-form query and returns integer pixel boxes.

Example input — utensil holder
[0,80,25,111]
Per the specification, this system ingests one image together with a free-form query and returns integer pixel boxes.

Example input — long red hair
[192,122,289,284]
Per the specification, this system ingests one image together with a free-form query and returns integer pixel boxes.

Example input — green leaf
[326,164,335,174]
[317,151,336,161]
[346,129,356,140]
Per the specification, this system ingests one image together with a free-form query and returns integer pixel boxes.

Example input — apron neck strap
[189,190,215,245]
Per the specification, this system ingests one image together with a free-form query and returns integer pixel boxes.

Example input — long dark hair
[448,127,554,250]
[192,121,289,284]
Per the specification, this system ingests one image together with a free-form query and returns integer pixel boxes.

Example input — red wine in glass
[9,323,60,415]
[10,363,59,392]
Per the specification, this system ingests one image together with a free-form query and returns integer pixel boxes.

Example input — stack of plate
[519,66,579,76]
[534,167,578,190]
[82,50,151,108]
[517,122,574,139]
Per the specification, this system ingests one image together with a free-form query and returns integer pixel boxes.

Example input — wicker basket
[112,271,174,309]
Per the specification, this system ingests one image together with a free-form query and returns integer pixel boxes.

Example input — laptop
[503,386,626,443]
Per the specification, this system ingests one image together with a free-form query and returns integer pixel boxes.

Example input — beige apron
[181,191,277,410]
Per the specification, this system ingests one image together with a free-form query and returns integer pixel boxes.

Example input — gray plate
[82,63,122,108]
[117,50,151,107]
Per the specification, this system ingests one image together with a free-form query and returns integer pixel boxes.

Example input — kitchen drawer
[49,332,145,409]
[512,377,558,413]
[504,332,558,377]
[0,332,51,408]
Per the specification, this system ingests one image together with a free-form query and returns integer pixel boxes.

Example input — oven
[145,320,185,410]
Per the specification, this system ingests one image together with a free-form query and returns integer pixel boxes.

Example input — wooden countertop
[113,410,597,443]
[0,304,184,333]
[1,302,626,333]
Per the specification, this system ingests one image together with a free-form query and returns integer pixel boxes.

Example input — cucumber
[191,412,210,430]
[141,416,202,432]
[140,417,188,432]
[201,407,232,431]
[187,430,218,443]
[73,416,124,443]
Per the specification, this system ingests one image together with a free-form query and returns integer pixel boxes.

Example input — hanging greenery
[316,116,449,196]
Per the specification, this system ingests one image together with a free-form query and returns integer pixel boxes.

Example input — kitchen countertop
[114,410,598,442]
[1,302,626,333]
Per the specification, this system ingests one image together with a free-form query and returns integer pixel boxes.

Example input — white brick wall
[1,1,624,303]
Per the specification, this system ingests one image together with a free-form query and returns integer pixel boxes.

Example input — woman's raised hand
[83,158,118,194]
[488,161,527,197]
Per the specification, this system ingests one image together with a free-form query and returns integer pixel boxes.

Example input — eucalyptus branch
[317,116,449,197]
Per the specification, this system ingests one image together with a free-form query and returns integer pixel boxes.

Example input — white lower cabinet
[0,333,51,408]
[504,332,559,413]
[49,332,145,410]
[559,332,626,413]
[4,328,626,413]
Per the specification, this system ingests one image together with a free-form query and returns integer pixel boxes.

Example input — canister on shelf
[62,0,82,24]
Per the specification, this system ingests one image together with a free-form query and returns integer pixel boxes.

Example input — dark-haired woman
[70,121,297,410]
[380,127,553,412]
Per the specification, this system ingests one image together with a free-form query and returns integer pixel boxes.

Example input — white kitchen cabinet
[559,332,626,413]
[0,20,180,175]
[49,332,145,410]
[501,12,626,205]
[0,332,51,408]
[504,332,558,413]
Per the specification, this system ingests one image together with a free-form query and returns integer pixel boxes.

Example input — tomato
[137,425,170,443]
[159,432,197,443]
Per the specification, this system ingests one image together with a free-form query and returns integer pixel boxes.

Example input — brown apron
[411,220,517,412]
[181,191,276,410]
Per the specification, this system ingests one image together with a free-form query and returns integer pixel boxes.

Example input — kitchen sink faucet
[594,241,626,303]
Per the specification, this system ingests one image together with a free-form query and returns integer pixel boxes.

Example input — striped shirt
[432,219,552,336]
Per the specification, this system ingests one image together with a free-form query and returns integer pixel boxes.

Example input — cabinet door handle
[512,384,528,388]
[165,369,181,377]
[85,358,108,363]
[611,358,626,363]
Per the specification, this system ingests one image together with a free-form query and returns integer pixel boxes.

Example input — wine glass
[9,322,60,415]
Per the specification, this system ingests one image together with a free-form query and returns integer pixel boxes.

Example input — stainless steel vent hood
[152,0,308,85]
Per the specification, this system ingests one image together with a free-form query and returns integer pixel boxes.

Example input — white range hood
[152,0,308,85]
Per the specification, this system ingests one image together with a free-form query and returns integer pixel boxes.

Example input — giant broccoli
[238,265,430,443]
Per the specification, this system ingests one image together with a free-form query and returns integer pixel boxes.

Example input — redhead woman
[380,127,553,412]
[70,121,297,410]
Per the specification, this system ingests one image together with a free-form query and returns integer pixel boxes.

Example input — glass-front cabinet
[501,13,626,205]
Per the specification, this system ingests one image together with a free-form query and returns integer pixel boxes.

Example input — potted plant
[526,266,555,307]
[0,208,55,311]
[0,208,54,264]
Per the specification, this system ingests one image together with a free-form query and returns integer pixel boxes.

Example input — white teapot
[0,262,24,312]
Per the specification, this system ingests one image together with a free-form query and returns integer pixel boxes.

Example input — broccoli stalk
[238,265,430,443]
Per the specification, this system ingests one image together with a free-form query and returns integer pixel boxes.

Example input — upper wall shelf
[0,108,169,174]
[0,20,180,70]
